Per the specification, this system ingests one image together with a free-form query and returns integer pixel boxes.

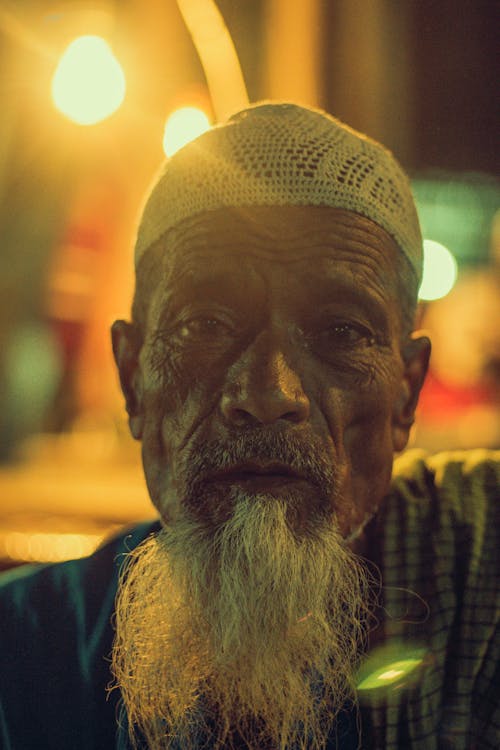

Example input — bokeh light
[51,35,126,125]
[356,643,427,696]
[162,106,211,157]
[357,658,424,691]
[419,239,458,301]
[2,531,103,563]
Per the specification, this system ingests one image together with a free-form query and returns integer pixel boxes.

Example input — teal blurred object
[0,322,62,461]
[412,171,499,267]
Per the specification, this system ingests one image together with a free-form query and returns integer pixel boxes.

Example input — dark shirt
[0,521,158,750]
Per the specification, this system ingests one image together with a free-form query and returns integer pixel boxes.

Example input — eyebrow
[159,247,398,323]
[155,270,249,323]
[307,276,393,329]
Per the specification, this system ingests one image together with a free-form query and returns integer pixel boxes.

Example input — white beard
[111,491,373,749]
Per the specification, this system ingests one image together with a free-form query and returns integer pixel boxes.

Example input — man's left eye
[319,322,375,347]
[177,317,232,339]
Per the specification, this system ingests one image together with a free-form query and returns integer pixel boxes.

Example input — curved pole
[176,0,249,122]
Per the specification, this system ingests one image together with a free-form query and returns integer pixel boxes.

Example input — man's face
[114,205,426,538]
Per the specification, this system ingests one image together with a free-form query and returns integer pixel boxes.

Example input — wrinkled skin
[112,206,430,539]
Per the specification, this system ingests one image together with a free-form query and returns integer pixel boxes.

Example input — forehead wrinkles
[321,243,398,297]
[142,206,401,320]
[164,208,399,269]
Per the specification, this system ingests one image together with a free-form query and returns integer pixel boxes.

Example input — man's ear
[392,333,431,452]
[111,320,145,440]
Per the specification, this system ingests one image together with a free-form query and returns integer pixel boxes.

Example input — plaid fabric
[359,449,500,749]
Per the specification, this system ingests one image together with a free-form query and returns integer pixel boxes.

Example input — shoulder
[0,518,160,651]
[0,519,160,748]
[363,451,499,750]
[380,448,499,607]
[0,518,161,622]
[389,447,499,523]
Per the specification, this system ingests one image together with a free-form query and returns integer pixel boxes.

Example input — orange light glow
[2,530,103,563]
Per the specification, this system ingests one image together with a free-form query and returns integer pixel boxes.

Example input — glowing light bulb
[163,107,211,157]
[419,240,458,301]
[51,35,126,125]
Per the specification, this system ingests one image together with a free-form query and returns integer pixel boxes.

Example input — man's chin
[187,481,332,535]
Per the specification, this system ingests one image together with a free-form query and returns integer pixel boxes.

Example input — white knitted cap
[135,102,422,281]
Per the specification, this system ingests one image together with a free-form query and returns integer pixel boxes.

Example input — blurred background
[0,0,498,570]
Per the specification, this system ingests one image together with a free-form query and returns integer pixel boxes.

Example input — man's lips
[205,462,311,489]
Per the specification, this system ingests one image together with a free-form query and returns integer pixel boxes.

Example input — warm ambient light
[419,240,458,301]
[51,35,126,125]
[162,106,211,157]
[176,0,249,120]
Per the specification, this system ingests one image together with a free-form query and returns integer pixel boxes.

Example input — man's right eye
[175,316,233,340]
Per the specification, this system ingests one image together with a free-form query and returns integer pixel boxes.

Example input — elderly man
[1,103,498,750]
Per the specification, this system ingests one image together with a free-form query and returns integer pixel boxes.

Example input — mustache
[182,428,339,493]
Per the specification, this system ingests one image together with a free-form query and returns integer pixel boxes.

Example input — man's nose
[220,335,311,427]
